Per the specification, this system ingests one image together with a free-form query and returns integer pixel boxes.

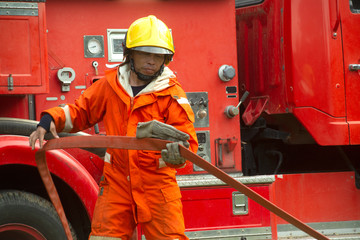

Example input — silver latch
[232,192,248,215]
[349,64,360,71]
[57,67,76,92]
[8,74,13,91]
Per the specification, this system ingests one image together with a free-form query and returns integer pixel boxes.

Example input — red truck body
[0,0,359,239]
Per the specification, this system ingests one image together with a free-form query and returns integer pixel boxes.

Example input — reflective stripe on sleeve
[176,97,189,105]
[104,152,111,163]
[61,105,73,132]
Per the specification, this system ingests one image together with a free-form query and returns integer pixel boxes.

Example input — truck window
[350,0,360,13]
[235,0,264,8]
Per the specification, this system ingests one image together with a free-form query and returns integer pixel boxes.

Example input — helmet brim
[132,46,173,55]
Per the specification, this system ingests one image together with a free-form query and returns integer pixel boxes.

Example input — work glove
[161,142,186,165]
[136,120,190,165]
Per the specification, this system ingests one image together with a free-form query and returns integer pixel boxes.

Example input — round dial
[88,39,102,54]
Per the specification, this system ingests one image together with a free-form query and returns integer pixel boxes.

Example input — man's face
[131,50,165,76]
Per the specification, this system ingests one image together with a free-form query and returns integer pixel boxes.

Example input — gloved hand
[161,142,186,165]
[136,120,190,165]
[136,120,190,147]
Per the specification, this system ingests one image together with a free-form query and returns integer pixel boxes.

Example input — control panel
[194,131,211,171]
[185,92,209,128]
[185,92,211,171]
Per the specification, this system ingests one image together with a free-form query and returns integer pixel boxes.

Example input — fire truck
[0,0,359,239]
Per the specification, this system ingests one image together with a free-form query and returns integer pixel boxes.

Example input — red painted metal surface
[182,186,270,229]
[292,107,349,145]
[341,0,360,144]
[273,172,360,224]
[0,3,48,94]
[236,0,355,146]
[288,0,345,115]
[242,96,269,126]
[288,0,347,145]
[236,0,284,114]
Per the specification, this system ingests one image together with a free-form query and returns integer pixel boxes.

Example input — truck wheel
[0,190,77,240]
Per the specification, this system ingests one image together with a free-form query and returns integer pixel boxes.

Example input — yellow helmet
[126,15,175,58]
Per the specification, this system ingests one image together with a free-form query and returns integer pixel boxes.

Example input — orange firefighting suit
[42,64,198,240]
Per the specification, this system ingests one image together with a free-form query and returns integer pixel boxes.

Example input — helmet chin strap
[130,58,165,82]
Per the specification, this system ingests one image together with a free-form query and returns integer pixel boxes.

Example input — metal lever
[349,64,360,71]
[92,61,99,76]
[225,91,249,118]
[8,74,13,91]
[329,0,340,38]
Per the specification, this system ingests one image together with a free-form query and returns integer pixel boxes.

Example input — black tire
[0,190,77,240]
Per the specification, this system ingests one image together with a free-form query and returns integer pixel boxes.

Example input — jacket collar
[118,63,177,97]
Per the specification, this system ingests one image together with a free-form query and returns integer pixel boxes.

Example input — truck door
[0,1,48,94]
[342,0,360,144]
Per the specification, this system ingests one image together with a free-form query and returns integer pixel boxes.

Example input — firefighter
[29,15,198,240]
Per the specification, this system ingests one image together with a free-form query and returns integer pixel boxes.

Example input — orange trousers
[89,162,189,240]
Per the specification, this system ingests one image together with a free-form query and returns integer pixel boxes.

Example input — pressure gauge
[84,35,104,58]
[88,38,102,54]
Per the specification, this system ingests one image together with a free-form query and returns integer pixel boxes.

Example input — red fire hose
[35,136,330,240]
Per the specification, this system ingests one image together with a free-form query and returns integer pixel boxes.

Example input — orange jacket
[43,64,198,222]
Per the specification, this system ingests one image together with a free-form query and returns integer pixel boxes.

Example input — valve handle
[225,91,249,118]
[236,91,250,108]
